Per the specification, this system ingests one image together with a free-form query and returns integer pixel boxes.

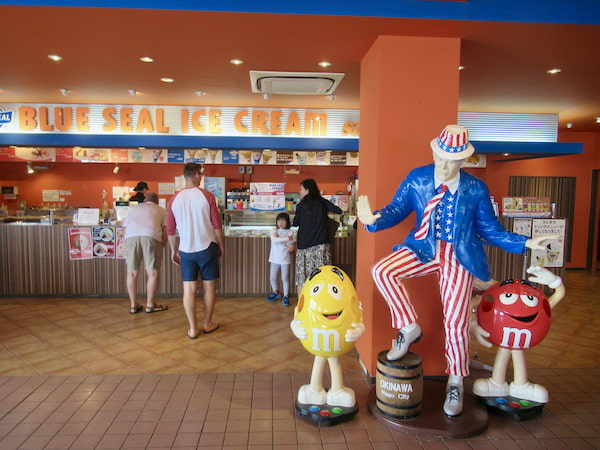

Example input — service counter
[0,223,356,298]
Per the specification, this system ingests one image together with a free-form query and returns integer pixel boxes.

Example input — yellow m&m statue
[294,265,363,357]
[291,266,365,418]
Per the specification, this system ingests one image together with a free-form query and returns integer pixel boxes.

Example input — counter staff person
[123,192,168,314]
[357,124,554,417]
[167,163,224,339]
[130,182,149,203]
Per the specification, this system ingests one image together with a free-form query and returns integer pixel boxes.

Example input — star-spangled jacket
[366,164,528,281]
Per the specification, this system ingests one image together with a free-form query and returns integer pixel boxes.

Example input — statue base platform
[477,395,544,421]
[295,399,359,426]
[368,378,488,438]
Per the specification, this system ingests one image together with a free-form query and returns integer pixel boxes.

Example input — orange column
[355,36,461,376]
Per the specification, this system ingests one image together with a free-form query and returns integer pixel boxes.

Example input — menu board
[68,228,93,260]
[502,197,551,218]
[92,226,116,258]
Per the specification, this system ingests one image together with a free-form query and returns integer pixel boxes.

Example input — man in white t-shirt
[123,192,168,314]
[167,163,224,339]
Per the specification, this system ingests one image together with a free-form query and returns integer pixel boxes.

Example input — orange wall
[482,131,600,269]
[355,35,461,377]
[0,162,356,209]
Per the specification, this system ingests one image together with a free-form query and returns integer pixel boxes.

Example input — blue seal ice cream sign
[0,107,13,128]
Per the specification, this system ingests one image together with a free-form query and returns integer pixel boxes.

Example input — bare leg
[126,270,139,309]
[202,279,218,332]
[183,280,198,336]
[145,268,159,308]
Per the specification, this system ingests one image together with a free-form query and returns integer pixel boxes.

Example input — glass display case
[223,210,351,237]
[1,207,76,224]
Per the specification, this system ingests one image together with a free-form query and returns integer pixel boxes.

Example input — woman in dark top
[292,178,342,293]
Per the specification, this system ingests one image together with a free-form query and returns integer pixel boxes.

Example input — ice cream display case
[223,210,351,237]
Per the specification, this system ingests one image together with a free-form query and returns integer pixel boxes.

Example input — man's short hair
[183,162,201,179]
[144,192,159,204]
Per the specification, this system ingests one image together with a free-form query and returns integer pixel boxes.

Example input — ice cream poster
[92,226,116,258]
[68,227,93,260]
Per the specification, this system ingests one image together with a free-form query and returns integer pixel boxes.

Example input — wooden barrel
[375,351,423,419]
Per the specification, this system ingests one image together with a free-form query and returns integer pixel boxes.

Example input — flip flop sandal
[145,304,168,313]
[187,330,200,339]
[204,324,220,334]
[130,305,143,314]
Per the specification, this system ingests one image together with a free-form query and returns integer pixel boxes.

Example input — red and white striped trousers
[371,241,473,376]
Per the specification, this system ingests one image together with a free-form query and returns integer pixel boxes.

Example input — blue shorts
[180,242,220,282]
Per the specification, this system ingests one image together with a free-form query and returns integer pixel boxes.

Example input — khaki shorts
[125,236,164,272]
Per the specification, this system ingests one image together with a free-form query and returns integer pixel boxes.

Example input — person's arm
[214,228,224,258]
[270,228,290,243]
[203,189,224,257]
[325,199,342,215]
[166,197,180,265]
[168,234,180,266]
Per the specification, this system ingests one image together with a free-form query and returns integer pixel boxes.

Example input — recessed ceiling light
[230,59,244,65]
[48,54,63,62]
[318,61,331,68]
[128,89,137,96]
[160,77,174,83]
[546,68,562,74]
[60,88,70,96]
[140,56,154,63]
[195,91,205,97]
[458,65,465,71]
[566,123,573,128]
[596,117,600,124]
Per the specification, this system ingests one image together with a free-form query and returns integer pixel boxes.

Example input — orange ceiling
[1,6,599,131]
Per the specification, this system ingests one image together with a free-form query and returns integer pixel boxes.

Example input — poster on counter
[92,226,116,258]
[249,182,285,211]
[68,227,93,260]
[530,218,566,268]
[115,226,126,259]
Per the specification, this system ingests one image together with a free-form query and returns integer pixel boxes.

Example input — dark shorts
[180,242,220,282]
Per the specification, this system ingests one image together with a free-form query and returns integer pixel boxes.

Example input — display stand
[295,400,358,426]
[367,377,488,439]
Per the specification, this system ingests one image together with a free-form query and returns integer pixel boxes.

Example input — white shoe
[387,323,422,361]
[326,387,356,407]
[443,384,463,417]
[473,378,509,398]
[509,382,548,403]
[297,385,326,405]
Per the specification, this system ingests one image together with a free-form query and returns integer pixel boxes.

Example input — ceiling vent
[250,71,344,96]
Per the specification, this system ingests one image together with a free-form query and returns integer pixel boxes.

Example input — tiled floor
[0,270,599,448]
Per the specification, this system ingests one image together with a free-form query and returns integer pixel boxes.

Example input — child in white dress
[267,212,295,306]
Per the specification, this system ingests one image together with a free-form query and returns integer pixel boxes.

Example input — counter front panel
[0,224,356,297]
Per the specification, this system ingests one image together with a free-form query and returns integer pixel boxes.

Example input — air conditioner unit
[249,71,345,96]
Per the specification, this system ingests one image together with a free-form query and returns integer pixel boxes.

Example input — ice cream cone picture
[240,150,252,162]
[262,149,273,164]
[208,150,219,163]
